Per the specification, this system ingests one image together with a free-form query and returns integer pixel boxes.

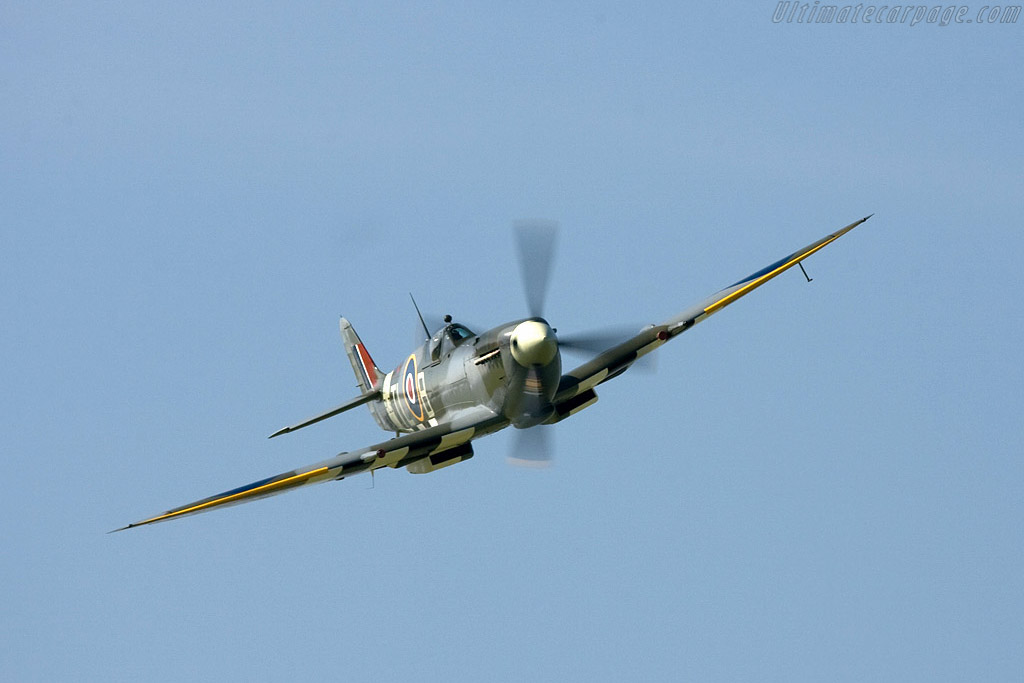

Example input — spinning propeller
[507,220,642,466]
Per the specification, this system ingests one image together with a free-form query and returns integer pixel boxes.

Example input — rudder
[339,317,384,393]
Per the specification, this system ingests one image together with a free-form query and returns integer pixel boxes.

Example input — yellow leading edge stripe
[704,236,840,315]
[136,466,330,526]
[702,222,859,316]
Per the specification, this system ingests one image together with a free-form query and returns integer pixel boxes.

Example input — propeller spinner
[507,221,562,465]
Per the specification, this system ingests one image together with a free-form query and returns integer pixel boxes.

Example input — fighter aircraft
[114,215,872,531]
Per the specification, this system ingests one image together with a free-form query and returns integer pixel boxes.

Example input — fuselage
[369,318,561,433]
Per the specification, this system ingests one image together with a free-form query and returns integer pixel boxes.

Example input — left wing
[113,409,507,531]
[554,215,871,404]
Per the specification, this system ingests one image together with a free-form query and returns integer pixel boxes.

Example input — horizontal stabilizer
[268,389,381,438]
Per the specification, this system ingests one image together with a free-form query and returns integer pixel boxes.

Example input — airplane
[113,215,872,531]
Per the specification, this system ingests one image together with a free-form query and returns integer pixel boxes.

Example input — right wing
[113,408,507,531]
[554,215,871,404]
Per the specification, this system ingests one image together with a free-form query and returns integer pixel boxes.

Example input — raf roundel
[405,373,416,403]
[402,354,424,421]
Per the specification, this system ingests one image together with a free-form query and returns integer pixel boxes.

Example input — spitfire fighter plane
[114,215,872,531]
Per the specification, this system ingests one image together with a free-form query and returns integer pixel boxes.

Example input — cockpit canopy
[428,322,476,362]
[448,323,474,342]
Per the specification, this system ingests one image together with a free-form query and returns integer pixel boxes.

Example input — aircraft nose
[510,320,558,367]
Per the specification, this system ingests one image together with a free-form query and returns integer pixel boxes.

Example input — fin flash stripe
[355,343,378,387]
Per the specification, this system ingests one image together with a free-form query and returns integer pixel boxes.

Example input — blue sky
[2,2,1022,680]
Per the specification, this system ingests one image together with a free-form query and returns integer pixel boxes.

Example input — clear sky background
[2,2,1022,681]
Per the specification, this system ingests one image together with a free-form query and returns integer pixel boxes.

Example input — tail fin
[340,317,384,393]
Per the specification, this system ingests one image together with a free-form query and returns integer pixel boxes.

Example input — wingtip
[268,428,287,439]
[108,524,133,534]
[863,213,874,221]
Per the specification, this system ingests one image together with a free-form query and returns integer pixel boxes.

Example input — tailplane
[266,318,389,439]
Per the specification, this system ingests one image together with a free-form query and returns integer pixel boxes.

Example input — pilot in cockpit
[429,316,476,361]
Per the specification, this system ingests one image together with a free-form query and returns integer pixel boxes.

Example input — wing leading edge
[113,409,507,531]
[554,215,872,403]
